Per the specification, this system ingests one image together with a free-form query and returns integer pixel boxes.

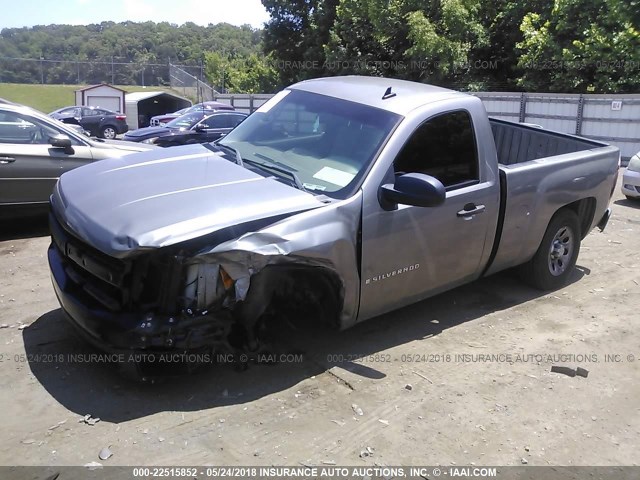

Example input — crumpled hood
[52,144,324,257]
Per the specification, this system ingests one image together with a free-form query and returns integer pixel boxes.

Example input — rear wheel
[519,209,581,290]
[100,125,117,139]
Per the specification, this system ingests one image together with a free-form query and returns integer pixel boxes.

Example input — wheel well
[559,197,596,239]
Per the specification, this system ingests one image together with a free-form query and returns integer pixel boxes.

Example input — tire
[519,209,581,290]
[100,126,117,139]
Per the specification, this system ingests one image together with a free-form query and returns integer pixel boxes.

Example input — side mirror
[49,134,72,149]
[379,172,446,210]
[195,124,207,132]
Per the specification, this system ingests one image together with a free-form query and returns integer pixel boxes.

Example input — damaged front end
[48,192,362,359]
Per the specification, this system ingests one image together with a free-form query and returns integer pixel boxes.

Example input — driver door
[358,110,499,321]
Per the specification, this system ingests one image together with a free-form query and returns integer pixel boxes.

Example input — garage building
[74,84,126,113]
[125,91,191,130]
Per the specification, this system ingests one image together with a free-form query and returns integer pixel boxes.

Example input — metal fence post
[518,93,527,123]
[575,94,585,135]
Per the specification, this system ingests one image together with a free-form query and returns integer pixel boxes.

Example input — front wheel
[519,209,581,290]
[100,126,117,139]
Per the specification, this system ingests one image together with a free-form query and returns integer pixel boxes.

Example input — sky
[0,0,271,29]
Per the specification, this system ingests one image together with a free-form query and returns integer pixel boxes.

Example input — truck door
[358,109,499,321]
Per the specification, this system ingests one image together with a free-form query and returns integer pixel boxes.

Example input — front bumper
[48,244,232,354]
[621,168,640,198]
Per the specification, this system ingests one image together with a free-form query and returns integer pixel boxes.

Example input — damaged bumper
[49,245,233,353]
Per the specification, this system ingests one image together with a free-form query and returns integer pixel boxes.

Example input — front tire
[519,209,581,290]
[100,126,117,139]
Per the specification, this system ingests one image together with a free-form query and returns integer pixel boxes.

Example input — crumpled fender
[186,192,363,329]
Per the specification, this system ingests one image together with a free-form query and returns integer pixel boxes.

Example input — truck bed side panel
[485,145,619,276]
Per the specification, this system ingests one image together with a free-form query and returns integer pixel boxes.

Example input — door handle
[0,156,16,164]
[457,203,485,217]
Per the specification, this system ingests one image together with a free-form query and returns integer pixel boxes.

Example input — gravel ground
[0,172,638,467]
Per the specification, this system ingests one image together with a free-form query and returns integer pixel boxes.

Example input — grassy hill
[0,83,179,113]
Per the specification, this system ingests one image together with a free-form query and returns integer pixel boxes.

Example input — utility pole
[111,56,115,84]
[40,55,44,84]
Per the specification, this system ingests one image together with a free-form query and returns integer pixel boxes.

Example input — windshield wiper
[212,142,243,166]
[242,158,307,192]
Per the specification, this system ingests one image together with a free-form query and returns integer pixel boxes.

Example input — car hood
[124,126,173,138]
[51,144,325,258]
[89,138,158,152]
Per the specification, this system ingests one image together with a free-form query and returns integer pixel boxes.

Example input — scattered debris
[84,462,103,470]
[359,446,375,458]
[592,416,597,422]
[412,371,433,384]
[404,384,413,391]
[524,446,530,452]
[351,404,364,416]
[331,420,346,427]
[79,414,101,426]
[158,437,165,442]
[467,342,488,348]
[576,367,589,378]
[18,324,27,330]
[430,319,440,324]
[378,419,389,426]
[21,439,35,445]
[0,324,8,328]
[521,458,528,465]
[550,366,576,377]
[98,447,113,460]
[551,366,589,378]
[142,429,149,434]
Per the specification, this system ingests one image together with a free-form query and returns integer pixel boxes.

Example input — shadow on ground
[0,212,49,241]
[613,198,640,209]
[23,266,587,423]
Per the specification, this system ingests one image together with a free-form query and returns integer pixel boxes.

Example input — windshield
[165,112,205,129]
[219,89,401,198]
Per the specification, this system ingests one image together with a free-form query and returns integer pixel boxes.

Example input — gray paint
[51,76,620,332]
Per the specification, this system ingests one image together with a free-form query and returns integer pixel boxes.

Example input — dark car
[149,101,235,126]
[123,111,247,146]
[0,102,155,218]
[49,106,129,139]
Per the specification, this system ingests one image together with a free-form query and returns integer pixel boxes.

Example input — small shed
[125,91,191,129]
[75,84,126,113]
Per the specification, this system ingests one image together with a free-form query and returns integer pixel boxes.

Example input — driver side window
[394,110,479,189]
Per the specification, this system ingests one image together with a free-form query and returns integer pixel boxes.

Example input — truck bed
[484,118,619,277]
[490,118,605,166]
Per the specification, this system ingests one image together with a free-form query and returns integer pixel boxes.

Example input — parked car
[0,102,155,218]
[123,111,247,146]
[621,151,640,200]
[149,101,235,126]
[49,106,129,139]
[48,76,618,359]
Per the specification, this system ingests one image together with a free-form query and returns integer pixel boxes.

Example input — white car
[622,151,640,200]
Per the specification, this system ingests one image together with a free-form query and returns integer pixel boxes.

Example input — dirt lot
[0,176,639,468]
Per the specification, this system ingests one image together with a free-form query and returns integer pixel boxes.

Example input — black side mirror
[49,134,72,149]
[379,172,446,210]
[195,124,207,132]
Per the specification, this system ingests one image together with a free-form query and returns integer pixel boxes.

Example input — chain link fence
[0,56,219,104]
[169,64,218,102]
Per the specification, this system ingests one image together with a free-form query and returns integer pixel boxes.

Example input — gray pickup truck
[48,76,619,356]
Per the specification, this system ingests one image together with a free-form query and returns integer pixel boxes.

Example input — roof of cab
[288,76,469,116]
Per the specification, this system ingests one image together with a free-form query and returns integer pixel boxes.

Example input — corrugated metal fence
[213,92,640,159]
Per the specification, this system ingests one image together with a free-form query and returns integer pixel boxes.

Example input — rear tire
[519,209,581,290]
[100,126,117,139]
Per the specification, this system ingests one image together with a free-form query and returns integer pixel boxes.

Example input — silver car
[621,151,640,200]
[0,102,155,218]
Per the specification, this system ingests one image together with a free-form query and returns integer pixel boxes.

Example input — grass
[0,83,179,113]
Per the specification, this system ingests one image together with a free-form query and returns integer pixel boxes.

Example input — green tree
[517,0,640,92]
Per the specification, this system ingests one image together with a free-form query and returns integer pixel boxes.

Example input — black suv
[50,106,129,139]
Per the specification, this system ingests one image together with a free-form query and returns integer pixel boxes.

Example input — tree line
[1,1,638,93]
